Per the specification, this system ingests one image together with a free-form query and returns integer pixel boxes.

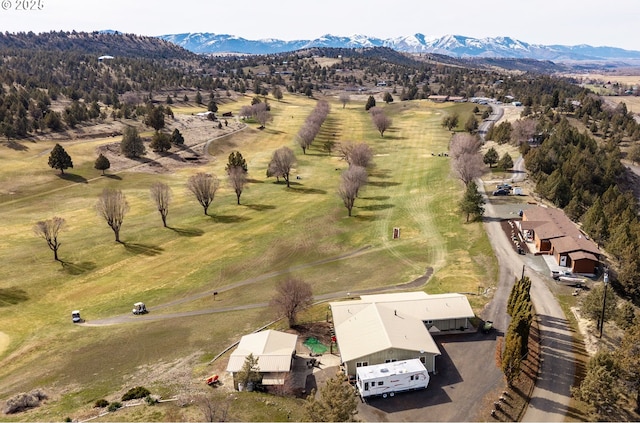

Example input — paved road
[477,122,574,421]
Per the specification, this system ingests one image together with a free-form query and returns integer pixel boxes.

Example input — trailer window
[378,381,384,386]
[356,361,369,368]
[384,359,396,363]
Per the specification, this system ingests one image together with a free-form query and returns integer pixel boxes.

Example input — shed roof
[226,330,297,373]
[551,235,600,255]
[568,250,599,262]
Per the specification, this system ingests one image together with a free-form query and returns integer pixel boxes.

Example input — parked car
[493,189,509,196]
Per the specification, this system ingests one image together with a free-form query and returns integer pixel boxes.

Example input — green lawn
[0,95,496,420]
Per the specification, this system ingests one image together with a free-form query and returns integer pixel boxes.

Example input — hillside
[0,30,196,60]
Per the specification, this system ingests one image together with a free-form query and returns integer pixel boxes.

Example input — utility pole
[598,268,609,338]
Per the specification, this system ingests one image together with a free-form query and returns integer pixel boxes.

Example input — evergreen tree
[483,147,499,168]
[382,92,393,104]
[236,353,260,389]
[571,351,620,420]
[149,131,171,153]
[464,114,478,133]
[497,152,514,170]
[501,332,523,386]
[616,325,640,412]
[365,95,376,111]
[170,128,184,145]
[145,105,165,131]
[226,151,248,173]
[94,153,110,175]
[459,180,484,222]
[207,99,218,113]
[120,126,145,158]
[304,372,358,422]
[195,91,203,104]
[48,143,73,174]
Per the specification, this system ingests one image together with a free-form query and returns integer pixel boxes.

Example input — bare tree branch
[96,188,129,243]
[187,173,220,216]
[33,216,65,261]
[270,278,313,327]
[150,182,172,227]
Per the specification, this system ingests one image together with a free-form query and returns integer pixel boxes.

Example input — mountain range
[158,33,640,62]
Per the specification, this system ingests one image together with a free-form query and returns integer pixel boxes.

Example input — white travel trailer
[356,359,430,399]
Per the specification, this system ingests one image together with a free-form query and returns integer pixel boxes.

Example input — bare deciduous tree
[339,92,350,109]
[187,173,220,215]
[253,103,273,129]
[150,182,172,227]
[270,278,313,327]
[33,216,65,261]
[296,100,330,154]
[449,133,482,159]
[511,118,537,146]
[96,188,129,243]
[338,166,367,217]
[371,108,392,137]
[228,166,248,205]
[449,133,484,186]
[451,154,485,186]
[267,147,296,187]
[342,165,367,197]
[349,143,374,168]
[297,124,316,154]
[197,394,231,423]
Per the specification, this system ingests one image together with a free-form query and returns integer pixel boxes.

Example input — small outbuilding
[226,330,297,388]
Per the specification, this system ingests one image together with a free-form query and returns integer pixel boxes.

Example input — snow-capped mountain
[158,32,640,61]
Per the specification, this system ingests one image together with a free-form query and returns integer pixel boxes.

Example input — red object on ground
[206,375,219,385]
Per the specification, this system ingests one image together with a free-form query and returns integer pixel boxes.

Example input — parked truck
[356,359,429,399]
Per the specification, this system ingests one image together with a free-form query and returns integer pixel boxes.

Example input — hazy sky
[2,0,638,50]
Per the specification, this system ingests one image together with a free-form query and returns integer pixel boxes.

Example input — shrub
[107,401,122,412]
[122,386,151,401]
[145,395,158,405]
[94,399,109,408]
[4,390,48,414]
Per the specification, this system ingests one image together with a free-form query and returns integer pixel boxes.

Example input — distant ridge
[0,30,195,60]
[158,32,640,61]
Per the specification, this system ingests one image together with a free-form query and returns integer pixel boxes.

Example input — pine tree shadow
[243,204,276,211]
[58,173,88,184]
[0,287,29,306]
[210,215,252,223]
[3,140,29,151]
[122,242,164,256]
[59,261,97,275]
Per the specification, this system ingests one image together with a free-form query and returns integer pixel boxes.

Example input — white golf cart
[132,302,148,315]
[72,310,82,323]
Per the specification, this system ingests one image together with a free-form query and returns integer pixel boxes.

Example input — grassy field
[0,94,497,421]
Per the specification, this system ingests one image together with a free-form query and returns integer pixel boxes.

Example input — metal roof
[331,302,441,363]
[226,330,297,373]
